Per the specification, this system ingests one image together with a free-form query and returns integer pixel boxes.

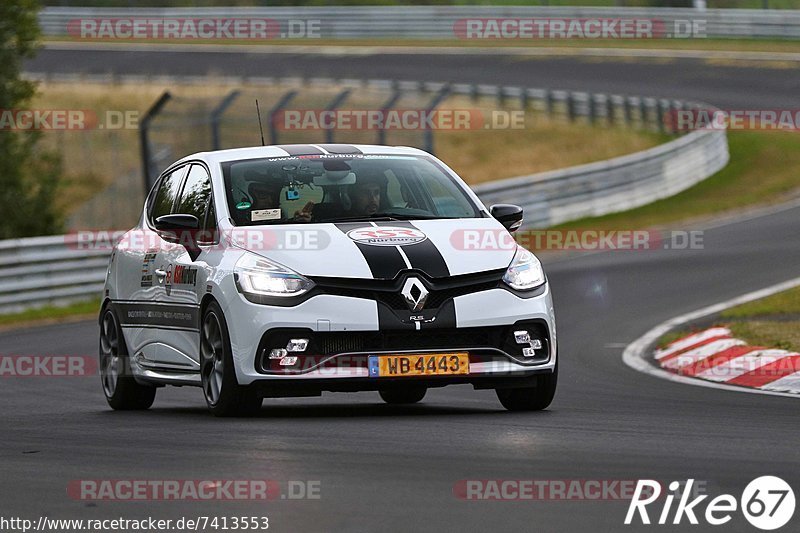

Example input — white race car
[100,144,557,416]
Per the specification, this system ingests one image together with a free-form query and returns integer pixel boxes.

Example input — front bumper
[222,280,557,387]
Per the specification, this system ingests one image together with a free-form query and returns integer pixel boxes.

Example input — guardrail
[476,126,728,228]
[39,6,800,40]
[0,234,110,314]
[0,76,728,314]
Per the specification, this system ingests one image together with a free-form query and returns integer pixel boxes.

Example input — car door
[119,164,188,367]
[153,163,215,370]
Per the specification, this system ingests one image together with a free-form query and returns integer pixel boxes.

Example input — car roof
[175,144,431,167]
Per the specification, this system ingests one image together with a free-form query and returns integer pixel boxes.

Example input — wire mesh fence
[30,74,692,232]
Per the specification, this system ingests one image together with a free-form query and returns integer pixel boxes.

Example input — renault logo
[401,277,429,312]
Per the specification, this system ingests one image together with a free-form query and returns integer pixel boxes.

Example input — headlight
[235,252,314,298]
[502,245,546,291]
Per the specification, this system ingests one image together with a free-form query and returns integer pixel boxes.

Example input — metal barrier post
[139,91,172,196]
[423,85,451,155]
[377,82,402,145]
[210,90,241,150]
[324,88,352,144]
[624,96,633,126]
[268,90,298,145]
[567,92,576,122]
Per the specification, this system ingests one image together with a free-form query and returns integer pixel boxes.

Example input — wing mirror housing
[490,204,524,233]
[154,214,202,258]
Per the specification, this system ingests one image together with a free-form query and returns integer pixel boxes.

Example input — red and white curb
[623,276,800,399]
[655,327,800,394]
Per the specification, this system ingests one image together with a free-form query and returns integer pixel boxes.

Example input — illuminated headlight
[235,252,314,299]
[502,245,546,291]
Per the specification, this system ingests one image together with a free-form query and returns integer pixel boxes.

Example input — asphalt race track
[26,45,800,108]
[3,46,799,532]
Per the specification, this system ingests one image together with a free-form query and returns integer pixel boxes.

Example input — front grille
[310,269,504,311]
[256,320,550,374]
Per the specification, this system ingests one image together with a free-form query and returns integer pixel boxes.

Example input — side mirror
[490,204,523,232]
[154,214,199,232]
[154,214,201,254]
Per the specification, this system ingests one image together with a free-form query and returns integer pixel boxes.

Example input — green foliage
[0,0,64,239]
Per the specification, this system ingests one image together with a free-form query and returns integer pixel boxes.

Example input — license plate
[368,353,469,378]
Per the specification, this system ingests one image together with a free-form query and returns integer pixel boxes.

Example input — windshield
[221,154,480,225]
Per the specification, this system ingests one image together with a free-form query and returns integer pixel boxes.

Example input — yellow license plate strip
[369,353,470,378]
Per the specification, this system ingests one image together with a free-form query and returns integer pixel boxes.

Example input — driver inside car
[344,173,388,217]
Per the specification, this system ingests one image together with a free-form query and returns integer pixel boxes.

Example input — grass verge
[722,286,800,352]
[0,299,100,329]
[555,130,800,231]
[659,286,800,353]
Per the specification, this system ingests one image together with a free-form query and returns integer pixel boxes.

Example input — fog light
[286,338,309,352]
[530,339,542,350]
[522,347,536,357]
[514,330,531,344]
[269,348,288,359]
[279,356,298,366]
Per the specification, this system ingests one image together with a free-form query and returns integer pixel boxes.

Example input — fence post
[324,88,352,144]
[268,90,298,145]
[139,91,171,196]
[658,99,669,133]
[639,97,648,127]
[423,84,451,155]
[377,82,402,145]
[567,92,576,122]
[210,89,241,150]
[588,94,597,124]
[624,96,633,126]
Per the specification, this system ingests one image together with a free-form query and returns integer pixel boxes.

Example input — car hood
[231,218,518,280]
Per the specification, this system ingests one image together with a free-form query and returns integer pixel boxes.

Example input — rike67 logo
[625,477,795,530]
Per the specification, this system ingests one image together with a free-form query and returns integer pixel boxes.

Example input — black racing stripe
[316,144,362,154]
[334,223,408,280]
[275,144,325,156]
[374,221,450,278]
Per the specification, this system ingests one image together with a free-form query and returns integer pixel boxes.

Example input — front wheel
[99,306,156,410]
[379,387,427,405]
[496,361,558,411]
[200,302,262,417]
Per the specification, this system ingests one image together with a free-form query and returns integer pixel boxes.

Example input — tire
[99,306,156,410]
[200,301,262,417]
[496,361,558,412]
[379,387,427,405]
